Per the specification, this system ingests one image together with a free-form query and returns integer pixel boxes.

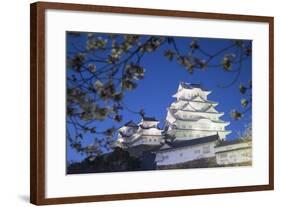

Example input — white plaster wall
[131,135,163,146]
[138,128,162,135]
[175,119,226,131]
[216,148,252,165]
[173,130,218,140]
[156,142,216,166]
[215,142,252,153]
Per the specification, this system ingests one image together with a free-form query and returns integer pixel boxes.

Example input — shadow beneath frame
[18,195,29,203]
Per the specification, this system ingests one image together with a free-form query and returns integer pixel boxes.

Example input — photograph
[66,32,253,174]
[29,2,274,205]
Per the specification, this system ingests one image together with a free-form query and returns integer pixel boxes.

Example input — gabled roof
[158,134,219,151]
[215,138,252,147]
[174,117,228,124]
[168,108,228,124]
[142,116,158,122]
[124,121,138,127]
[139,124,162,130]
[170,126,231,133]
[180,82,209,92]
[178,96,217,105]
[119,131,132,138]
[170,107,223,115]
[171,100,217,112]
[160,143,172,150]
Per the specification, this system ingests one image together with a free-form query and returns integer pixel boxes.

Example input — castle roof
[215,138,252,147]
[159,134,219,151]
[168,108,228,124]
[124,121,138,127]
[139,124,161,130]
[179,82,209,92]
[171,100,218,113]
[170,127,231,133]
[142,116,158,122]
[173,117,228,124]
[170,108,223,115]
[119,131,131,138]
[178,95,217,104]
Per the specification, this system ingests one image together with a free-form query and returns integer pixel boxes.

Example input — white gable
[205,106,218,113]
[182,103,196,111]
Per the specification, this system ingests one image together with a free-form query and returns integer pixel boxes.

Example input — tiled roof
[142,116,158,121]
[124,121,138,127]
[159,134,219,151]
[173,116,227,124]
[215,138,252,147]
[180,82,209,91]
[119,131,131,138]
[139,124,158,129]
[168,109,227,124]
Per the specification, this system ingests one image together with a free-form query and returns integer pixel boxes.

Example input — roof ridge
[179,82,209,92]
[142,116,158,121]
[159,134,219,151]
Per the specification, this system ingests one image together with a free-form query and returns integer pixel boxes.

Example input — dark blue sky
[67,32,252,162]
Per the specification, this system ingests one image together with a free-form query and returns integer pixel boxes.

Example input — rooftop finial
[179,82,209,91]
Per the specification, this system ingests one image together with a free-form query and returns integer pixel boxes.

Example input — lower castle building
[115,82,252,168]
[215,138,252,166]
[155,134,219,168]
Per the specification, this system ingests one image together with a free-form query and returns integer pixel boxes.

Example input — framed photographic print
[30,2,274,205]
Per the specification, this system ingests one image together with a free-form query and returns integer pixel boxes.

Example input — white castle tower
[165,82,231,141]
[115,117,164,155]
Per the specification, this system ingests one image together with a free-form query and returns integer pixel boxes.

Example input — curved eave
[173,98,218,107]
[140,134,163,138]
[179,98,218,105]
[172,128,232,134]
[178,83,212,93]
[205,91,211,95]
[173,117,230,125]
[170,108,224,115]
[167,108,228,125]
[223,122,230,126]
[139,121,160,126]
[119,125,134,131]
[137,127,163,133]
[224,130,232,135]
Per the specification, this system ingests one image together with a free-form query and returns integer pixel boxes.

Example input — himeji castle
[165,82,231,141]
[115,82,251,168]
